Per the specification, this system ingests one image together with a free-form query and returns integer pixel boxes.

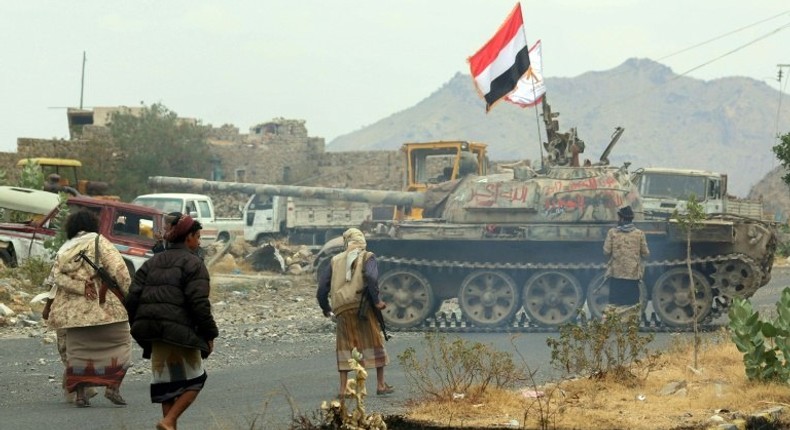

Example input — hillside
[328,58,790,197]
[748,164,790,221]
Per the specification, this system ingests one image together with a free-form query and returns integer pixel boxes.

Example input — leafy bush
[0,256,53,292]
[774,224,790,258]
[729,288,790,383]
[42,194,70,255]
[546,309,657,383]
[17,158,44,190]
[398,332,525,400]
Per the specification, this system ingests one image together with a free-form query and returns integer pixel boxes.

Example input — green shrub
[397,332,525,400]
[775,224,790,258]
[728,288,790,383]
[42,194,70,255]
[0,256,54,293]
[546,309,657,383]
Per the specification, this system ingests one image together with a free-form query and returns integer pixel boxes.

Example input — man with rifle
[317,228,394,398]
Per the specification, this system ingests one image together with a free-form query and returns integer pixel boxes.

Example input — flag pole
[516,18,545,171]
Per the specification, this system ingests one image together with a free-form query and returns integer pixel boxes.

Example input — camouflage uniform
[603,224,649,310]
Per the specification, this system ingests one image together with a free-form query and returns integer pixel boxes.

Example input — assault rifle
[75,250,125,305]
[359,287,391,341]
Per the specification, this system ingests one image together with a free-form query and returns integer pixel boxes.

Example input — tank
[147,103,777,330]
[148,169,776,330]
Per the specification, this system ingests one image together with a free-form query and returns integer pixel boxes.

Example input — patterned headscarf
[343,228,366,250]
[343,228,367,281]
[164,214,196,242]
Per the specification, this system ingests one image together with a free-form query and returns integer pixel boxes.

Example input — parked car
[0,186,164,277]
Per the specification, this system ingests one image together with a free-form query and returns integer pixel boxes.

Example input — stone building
[1,108,403,216]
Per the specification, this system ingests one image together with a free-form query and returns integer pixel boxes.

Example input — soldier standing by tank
[603,205,650,314]
[316,227,394,398]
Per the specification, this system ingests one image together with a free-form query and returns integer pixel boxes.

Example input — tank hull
[317,217,776,329]
[147,173,777,329]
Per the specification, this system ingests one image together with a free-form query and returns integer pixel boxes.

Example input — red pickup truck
[0,186,164,277]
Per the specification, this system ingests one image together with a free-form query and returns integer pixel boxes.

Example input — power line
[656,9,790,62]
[672,21,790,79]
[596,20,790,116]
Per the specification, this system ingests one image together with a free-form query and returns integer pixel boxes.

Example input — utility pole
[775,64,790,139]
[79,51,86,109]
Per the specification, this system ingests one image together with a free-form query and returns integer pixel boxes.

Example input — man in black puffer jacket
[126,214,218,430]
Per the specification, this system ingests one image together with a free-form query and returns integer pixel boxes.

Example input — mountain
[748,164,790,221]
[328,58,789,197]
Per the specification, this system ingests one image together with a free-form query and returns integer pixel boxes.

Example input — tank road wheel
[379,269,435,329]
[458,270,519,328]
[522,271,584,327]
[709,260,758,298]
[586,273,647,320]
[651,268,713,327]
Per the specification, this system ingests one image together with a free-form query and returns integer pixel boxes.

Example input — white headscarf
[343,228,367,281]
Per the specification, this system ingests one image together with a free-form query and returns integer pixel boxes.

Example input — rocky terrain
[0,240,339,380]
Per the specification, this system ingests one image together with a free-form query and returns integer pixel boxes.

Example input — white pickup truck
[132,193,245,245]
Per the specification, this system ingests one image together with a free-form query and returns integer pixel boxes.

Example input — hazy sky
[2,1,788,153]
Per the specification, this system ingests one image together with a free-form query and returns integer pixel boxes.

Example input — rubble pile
[0,240,330,345]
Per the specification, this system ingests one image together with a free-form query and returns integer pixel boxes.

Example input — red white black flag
[468,3,530,112]
[505,39,545,108]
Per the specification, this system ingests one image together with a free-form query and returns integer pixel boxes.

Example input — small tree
[771,131,790,186]
[108,103,213,200]
[670,195,706,369]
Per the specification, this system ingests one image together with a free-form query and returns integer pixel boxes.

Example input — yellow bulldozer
[396,140,488,220]
[16,157,120,201]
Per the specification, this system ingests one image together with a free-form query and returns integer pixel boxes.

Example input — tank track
[377,252,763,333]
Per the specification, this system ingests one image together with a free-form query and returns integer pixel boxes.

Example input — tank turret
[150,163,641,225]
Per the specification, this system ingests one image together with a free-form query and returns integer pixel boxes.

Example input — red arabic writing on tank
[543,190,625,219]
[469,182,534,207]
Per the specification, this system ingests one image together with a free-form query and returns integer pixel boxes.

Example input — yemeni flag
[468,3,530,112]
[505,39,545,108]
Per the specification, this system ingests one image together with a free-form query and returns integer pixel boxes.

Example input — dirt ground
[402,333,790,430]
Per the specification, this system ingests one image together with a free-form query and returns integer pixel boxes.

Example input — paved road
[2,267,787,430]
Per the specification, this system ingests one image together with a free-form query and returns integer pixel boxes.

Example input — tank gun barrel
[148,176,427,207]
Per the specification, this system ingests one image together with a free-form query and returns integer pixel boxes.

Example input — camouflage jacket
[603,224,650,280]
[46,232,132,330]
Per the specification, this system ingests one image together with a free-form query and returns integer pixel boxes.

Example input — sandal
[74,386,90,408]
[376,384,395,396]
[105,388,127,406]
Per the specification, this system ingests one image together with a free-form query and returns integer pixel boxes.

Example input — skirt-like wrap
[64,321,131,392]
[335,307,389,371]
[150,341,207,403]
